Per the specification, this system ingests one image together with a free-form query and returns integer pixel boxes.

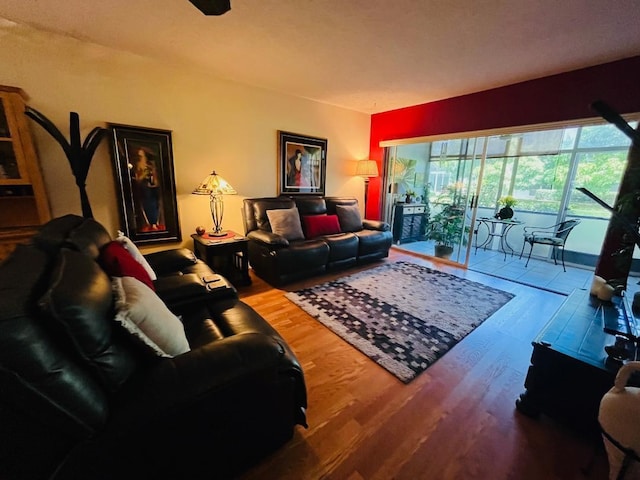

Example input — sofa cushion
[266,207,305,241]
[112,276,190,358]
[303,214,341,239]
[38,249,138,393]
[336,204,363,232]
[115,232,157,281]
[99,241,155,291]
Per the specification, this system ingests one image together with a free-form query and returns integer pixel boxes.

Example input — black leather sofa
[242,196,392,285]
[0,214,307,480]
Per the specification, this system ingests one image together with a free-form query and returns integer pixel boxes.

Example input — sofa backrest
[292,196,327,216]
[33,213,113,259]
[0,244,110,441]
[242,197,295,233]
[243,196,363,235]
[325,196,358,214]
[0,214,148,448]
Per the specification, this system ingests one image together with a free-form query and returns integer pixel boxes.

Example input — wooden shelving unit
[0,85,50,261]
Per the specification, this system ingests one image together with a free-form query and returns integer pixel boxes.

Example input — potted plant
[496,195,518,220]
[427,185,466,259]
[405,189,416,204]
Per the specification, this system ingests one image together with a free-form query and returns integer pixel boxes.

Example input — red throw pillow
[99,241,155,291]
[303,214,342,238]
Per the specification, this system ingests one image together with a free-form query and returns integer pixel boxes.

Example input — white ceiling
[1,0,639,114]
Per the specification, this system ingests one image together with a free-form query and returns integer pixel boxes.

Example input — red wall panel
[366,55,640,219]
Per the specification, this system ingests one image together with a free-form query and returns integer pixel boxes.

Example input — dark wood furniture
[516,289,635,435]
[392,203,427,244]
[191,231,251,286]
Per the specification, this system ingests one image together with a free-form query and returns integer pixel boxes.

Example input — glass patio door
[383,138,485,266]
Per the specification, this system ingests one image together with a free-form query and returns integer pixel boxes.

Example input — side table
[191,231,251,286]
[474,217,523,260]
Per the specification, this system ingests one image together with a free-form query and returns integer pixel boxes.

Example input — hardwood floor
[236,250,610,479]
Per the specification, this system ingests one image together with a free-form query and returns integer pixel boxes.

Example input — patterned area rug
[285,261,515,383]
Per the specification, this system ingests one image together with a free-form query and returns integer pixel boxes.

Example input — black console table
[516,289,636,435]
[392,203,428,244]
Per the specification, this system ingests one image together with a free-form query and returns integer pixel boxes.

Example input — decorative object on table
[519,219,581,272]
[108,124,180,244]
[286,261,514,383]
[496,195,518,220]
[25,107,106,219]
[355,159,378,213]
[599,361,640,480]
[277,130,327,196]
[591,275,616,301]
[195,225,206,236]
[192,170,237,237]
[426,185,466,259]
[404,189,416,204]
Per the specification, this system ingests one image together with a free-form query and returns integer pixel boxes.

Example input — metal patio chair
[519,219,581,272]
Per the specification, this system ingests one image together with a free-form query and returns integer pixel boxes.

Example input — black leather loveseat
[242,196,392,285]
[0,214,307,480]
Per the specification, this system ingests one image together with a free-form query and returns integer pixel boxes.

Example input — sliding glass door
[384,138,484,266]
[382,118,637,269]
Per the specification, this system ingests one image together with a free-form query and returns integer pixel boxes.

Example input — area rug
[285,261,515,383]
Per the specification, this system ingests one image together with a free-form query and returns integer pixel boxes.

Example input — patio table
[475,217,524,260]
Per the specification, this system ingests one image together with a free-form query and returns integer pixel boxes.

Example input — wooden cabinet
[515,289,628,435]
[392,203,427,244]
[0,85,50,261]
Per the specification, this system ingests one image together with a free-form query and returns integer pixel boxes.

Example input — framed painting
[278,130,327,195]
[108,124,181,244]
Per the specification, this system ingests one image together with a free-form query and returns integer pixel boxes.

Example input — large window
[384,118,638,266]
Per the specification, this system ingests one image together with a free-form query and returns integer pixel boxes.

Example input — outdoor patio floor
[393,240,640,298]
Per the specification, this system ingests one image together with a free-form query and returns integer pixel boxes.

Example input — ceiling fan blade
[189,0,231,15]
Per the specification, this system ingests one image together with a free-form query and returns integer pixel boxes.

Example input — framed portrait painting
[108,124,181,244]
[278,131,327,196]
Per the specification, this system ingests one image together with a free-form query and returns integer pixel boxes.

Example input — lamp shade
[355,160,379,178]
[192,171,237,195]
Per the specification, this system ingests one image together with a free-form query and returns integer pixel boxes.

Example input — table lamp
[192,170,237,236]
[355,160,379,212]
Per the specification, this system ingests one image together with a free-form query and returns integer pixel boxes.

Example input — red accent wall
[367,55,640,219]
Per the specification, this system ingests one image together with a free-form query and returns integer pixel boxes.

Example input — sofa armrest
[247,230,289,247]
[109,333,295,429]
[143,248,197,276]
[363,219,391,232]
[154,273,237,312]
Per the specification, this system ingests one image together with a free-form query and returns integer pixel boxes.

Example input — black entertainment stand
[516,289,637,435]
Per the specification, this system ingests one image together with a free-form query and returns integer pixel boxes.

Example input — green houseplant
[496,195,518,220]
[427,185,467,259]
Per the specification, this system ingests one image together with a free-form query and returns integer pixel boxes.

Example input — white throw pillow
[266,207,305,240]
[115,231,157,281]
[112,276,190,358]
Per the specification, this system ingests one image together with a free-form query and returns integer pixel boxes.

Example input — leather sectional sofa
[0,214,307,480]
[242,196,393,285]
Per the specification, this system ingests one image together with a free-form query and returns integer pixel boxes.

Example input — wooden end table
[191,231,251,286]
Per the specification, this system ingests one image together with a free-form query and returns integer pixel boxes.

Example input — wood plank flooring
[236,250,609,480]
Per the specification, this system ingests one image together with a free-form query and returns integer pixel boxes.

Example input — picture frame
[108,124,181,244]
[277,130,327,196]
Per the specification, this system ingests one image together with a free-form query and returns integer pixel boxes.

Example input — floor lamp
[192,170,237,236]
[356,160,379,214]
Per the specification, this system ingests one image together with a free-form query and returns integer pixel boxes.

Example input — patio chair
[519,219,581,272]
